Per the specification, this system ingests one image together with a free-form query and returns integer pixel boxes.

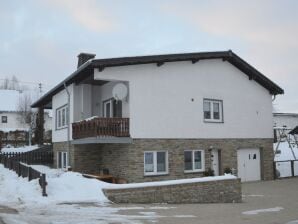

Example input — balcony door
[103,99,122,118]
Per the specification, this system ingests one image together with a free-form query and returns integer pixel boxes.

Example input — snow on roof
[0,127,29,132]
[274,142,298,161]
[1,145,39,153]
[0,89,40,112]
[0,89,21,111]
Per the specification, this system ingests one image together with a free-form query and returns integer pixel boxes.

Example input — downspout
[64,83,71,170]
[272,95,276,102]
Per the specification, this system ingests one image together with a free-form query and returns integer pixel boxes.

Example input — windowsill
[144,172,169,177]
[56,126,68,131]
[204,119,223,123]
[184,170,205,174]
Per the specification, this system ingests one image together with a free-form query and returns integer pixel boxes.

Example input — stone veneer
[53,138,274,183]
[103,178,242,204]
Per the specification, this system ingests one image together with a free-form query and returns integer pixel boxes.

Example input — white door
[57,152,68,170]
[237,148,261,182]
[211,149,219,176]
[103,100,113,118]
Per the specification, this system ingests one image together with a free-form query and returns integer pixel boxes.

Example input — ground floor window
[184,150,205,172]
[144,151,168,176]
[57,151,68,169]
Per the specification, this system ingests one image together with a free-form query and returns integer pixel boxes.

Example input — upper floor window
[56,105,68,129]
[203,99,223,122]
[1,116,7,123]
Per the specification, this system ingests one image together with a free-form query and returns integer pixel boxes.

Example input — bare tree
[18,92,33,124]
[9,75,20,90]
[1,77,10,89]
[1,75,21,90]
[17,92,37,145]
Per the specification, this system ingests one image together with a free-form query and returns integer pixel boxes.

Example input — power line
[0,78,52,87]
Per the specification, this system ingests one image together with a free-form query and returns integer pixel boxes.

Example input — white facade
[94,59,273,139]
[0,111,52,133]
[52,84,74,142]
[0,89,52,134]
[0,112,29,132]
[52,59,274,142]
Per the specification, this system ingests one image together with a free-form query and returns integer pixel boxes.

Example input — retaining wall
[103,178,242,204]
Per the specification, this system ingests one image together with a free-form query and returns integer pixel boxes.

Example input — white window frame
[56,105,68,129]
[103,99,113,118]
[203,99,223,122]
[57,151,68,170]
[184,150,205,173]
[144,151,168,176]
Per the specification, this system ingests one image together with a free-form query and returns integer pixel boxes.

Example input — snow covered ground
[0,164,110,205]
[0,164,199,223]
[0,165,143,223]
[274,141,298,177]
[1,145,39,153]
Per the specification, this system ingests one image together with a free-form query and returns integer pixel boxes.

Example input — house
[31,50,283,182]
[273,113,298,142]
[273,113,298,130]
[0,89,52,146]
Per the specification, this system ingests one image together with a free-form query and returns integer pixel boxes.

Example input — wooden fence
[273,160,298,179]
[0,151,53,165]
[0,152,52,197]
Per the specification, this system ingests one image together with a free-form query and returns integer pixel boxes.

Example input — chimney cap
[77,52,96,58]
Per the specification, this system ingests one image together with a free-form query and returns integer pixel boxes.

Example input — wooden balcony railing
[72,117,130,139]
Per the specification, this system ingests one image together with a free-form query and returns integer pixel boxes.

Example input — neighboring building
[273,113,298,130]
[0,89,52,146]
[273,113,298,142]
[32,51,284,182]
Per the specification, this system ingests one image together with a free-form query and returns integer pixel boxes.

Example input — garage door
[237,148,261,182]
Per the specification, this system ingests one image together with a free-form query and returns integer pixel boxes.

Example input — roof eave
[31,60,93,108]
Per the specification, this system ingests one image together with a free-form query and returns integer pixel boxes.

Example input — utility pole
[39,83,42,95]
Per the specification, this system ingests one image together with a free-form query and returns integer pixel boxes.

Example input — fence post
[9,159,13,170]
[41,174,47,197]
[273,162,277,180]
[17,162,21,177]
[28,167,32,181]
[291,160,294,177]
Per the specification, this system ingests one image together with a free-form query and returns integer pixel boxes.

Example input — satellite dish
[112,83,128,100]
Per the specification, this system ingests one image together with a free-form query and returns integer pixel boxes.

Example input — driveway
[117,178,298,224]
[1,178,298,224]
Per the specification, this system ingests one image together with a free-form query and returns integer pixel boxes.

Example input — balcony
[72,117,131,144]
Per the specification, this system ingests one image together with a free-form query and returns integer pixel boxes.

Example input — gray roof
[31,50,284,109]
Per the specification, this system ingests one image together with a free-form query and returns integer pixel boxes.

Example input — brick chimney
[77,53,96,68]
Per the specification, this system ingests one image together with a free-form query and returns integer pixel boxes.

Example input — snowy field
[274,142,298,177]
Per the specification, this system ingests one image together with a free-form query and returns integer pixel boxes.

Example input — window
[144,151,168,175]
[1,116,7,123]
[103,99,122,118]
[184,150,205,172]
[56,105,68,129]
[203,99,223,122]
[57,151,68,169]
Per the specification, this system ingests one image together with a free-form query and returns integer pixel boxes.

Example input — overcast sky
[0,0,297,112]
